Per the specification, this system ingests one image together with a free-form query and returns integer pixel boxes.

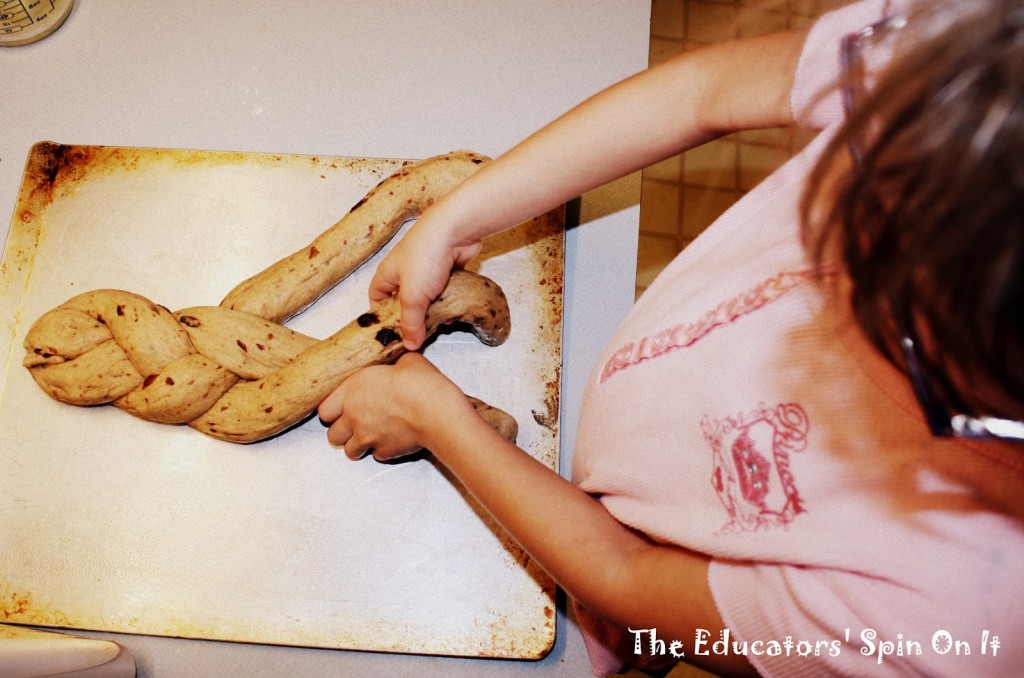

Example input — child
[319,0,1024,674]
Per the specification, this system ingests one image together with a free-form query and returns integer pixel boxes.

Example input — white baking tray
[0,143,563,658]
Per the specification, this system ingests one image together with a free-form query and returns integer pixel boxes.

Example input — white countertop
[0,2,648,675]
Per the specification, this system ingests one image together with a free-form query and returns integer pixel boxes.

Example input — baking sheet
[0,143,563,658]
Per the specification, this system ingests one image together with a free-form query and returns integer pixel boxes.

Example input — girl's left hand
[317,352,473,461]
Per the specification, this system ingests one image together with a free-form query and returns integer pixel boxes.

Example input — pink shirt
[571,1,1024,675]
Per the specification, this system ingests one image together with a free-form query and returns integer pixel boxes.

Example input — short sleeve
[791,0,898,129]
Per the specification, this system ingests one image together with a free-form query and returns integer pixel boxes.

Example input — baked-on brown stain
[2,145,563,656]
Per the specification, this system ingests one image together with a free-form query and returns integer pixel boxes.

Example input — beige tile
[738,8,790,37]
[790,0,840,16]
[651,0,686,40]
[738,127,793,149]
[738,143,791,191]
[682,185,739,239]
[687,1,738,44]
[789,0,818,14]
[792,127,820,152]
[612,661,719,678]
[683,138,737,190]
[636,0,831,290]
[636,234,680,289]
[649,37,684,67]
[790,12,818,30]
[640,180,681,236]
[643,154,682,183]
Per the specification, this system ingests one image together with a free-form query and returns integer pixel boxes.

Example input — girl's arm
[318,354,757,676]
[371,28,808,349]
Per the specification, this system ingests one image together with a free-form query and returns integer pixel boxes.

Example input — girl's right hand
[369,204,482,351]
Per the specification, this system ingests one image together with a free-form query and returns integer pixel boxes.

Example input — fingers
[317,385,344,423]
[318,357,436,461]
[368,267,398,304]
[325,419,350,449]
[342,435,374,460]
[319,388,351,448]
[318,383,362,453]
[368,261,428,351]
[323,408,375,459]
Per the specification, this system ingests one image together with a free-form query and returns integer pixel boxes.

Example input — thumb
[398,290,432,351]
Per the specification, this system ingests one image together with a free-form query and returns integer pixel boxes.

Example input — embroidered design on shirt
[599,269,816,383]
[703,402,809,534]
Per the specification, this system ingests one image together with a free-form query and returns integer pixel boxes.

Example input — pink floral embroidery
[703,402,809,534]
[599,269,817,383]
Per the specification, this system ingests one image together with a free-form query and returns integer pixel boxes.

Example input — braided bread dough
[223,150,488,324]
[22,151,517,444]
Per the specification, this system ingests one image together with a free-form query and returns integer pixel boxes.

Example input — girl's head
[803,0,1024,435]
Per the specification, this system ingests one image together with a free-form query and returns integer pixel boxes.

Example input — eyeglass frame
[839,11,1024,442]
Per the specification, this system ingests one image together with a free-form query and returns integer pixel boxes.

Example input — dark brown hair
[802,0,1024,416]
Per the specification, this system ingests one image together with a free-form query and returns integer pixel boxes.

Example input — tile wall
[636,0,838,298]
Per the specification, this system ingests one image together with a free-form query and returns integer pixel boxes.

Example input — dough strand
[22,151,517,444]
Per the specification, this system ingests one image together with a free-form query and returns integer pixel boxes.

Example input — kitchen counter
[0,2,648,676]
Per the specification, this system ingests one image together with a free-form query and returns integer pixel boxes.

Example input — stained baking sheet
[0,143,563,658]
